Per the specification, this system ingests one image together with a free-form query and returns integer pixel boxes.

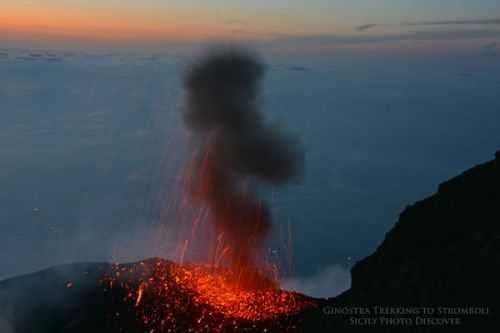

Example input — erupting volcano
[102,258,316,333]
[99,50,309,332]
[181,50,303,289]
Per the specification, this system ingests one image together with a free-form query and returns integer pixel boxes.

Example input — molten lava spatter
[171,264,308,321]
[98,51,309,332]
[181,50,303,290]
[103,259,316,333]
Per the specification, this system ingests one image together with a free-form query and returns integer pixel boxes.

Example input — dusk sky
[2,1,500,52]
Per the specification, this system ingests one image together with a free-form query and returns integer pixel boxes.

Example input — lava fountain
[181,49,303,290]
[102,50,311,333]
[103,259,316,332]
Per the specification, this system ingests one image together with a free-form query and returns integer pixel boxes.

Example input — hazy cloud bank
[282,265,351,298]
[356,18,500,32]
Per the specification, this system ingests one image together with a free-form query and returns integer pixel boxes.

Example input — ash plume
[182,49,302,288]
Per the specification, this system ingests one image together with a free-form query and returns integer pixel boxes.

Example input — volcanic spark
[181,49,303,289]
[100,50,308,332]
[103,259,316,332]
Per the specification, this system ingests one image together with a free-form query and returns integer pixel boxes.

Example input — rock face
[342,150,500,331]
[1,151,500,332]
[0,261,117,333]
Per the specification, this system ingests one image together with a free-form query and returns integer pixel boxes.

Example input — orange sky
[0,2,355,43]
[1,5,225,41]
[2,2,499,52]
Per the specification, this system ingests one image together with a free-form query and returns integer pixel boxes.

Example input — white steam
[282,265,351,298]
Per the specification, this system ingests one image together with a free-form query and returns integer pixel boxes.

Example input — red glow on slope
[103,260,316,332]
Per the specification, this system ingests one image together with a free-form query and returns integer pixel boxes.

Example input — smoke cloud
[182,49,302,288]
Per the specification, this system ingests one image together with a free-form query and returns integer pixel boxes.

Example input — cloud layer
[356,18,500,32]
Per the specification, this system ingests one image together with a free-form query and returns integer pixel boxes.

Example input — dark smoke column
[182,49,302,289]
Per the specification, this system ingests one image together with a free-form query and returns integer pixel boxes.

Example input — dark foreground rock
[337,150,500,332]
[1,151,500,332]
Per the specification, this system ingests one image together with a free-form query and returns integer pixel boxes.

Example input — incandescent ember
[103,258,316,332]
[180,50,303,291]
[101,50,308,332]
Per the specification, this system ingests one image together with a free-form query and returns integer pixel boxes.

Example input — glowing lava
[170,264,309,321]
[103,259,316,332]
[180,50,303,291]
[100,51,308,332]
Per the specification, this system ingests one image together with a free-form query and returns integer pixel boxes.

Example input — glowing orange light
[102,260,316,332]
